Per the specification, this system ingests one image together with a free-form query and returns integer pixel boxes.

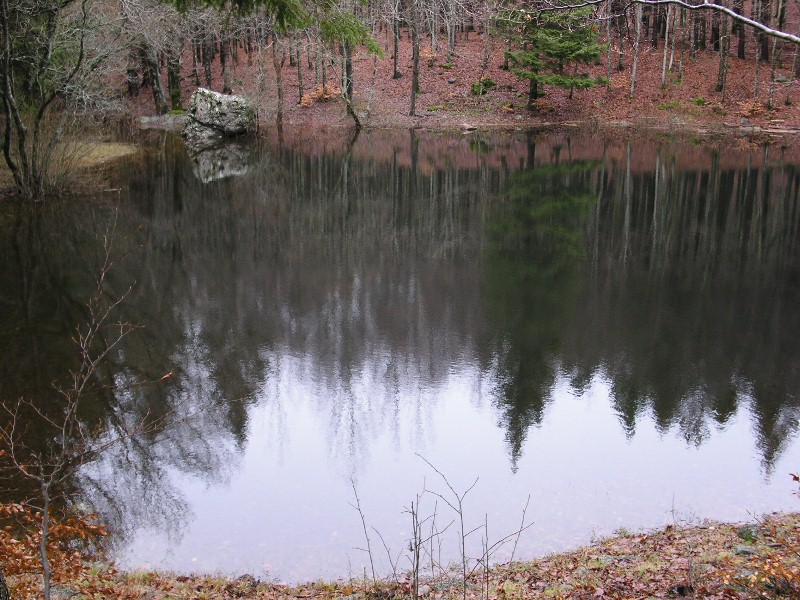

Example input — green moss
[657,99,682,111]
[471,77,497,95]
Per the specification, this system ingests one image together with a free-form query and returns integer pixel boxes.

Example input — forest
[2,0,800,199]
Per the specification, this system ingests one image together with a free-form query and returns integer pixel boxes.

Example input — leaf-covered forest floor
[6,512,797,599]
[134,27,800,137]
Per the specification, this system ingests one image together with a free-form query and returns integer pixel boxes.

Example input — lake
[1,128,798,583]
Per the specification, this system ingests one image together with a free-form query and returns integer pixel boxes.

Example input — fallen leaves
[3,505,800,599]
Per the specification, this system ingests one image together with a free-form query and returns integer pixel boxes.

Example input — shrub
[471,77,497,96]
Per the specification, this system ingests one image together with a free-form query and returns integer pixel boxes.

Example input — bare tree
[0,228,151,600]
[0,0,121,198]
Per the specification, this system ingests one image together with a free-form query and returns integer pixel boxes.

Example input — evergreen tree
[502,7,606,109]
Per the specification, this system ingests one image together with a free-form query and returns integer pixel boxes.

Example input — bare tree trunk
[716,4,730,98]
[126,47,140,97]
[430,0,438,53]
[711,9,720,51]
[272,34,284,136]
[678,8,685,78]
[759,0,772,60]
[767,34,779,108]
[651,5,660,48]
[341,40,360,128]
[191,40,201,86]
[606,0,613,84]
[393,16,402,78]
[409,0,420,116]
[220,35,233,94]
[202,37,214,88]
[733,0,746,58]
[143,48,169,114]
[482,4,491,70]
[618,6,626,70]
[661,4,672,85]
[446,5,456,61]
[630,4,642,98]
[754,32,762,100]
[296,36,304,103]
[167,45,183,110]
[793,43,800,80]
[40,484,52,600]
[668,6,677,71]
[527,77,538,109]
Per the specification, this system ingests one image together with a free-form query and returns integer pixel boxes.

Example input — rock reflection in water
[0,130,798,582]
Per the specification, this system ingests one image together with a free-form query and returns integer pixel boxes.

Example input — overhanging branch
[532,0,800,44]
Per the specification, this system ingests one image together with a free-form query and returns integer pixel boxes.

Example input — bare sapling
[349,459,533,598]
[510,493,531,562]
[349,479,378,584]
[418,454,478,600]
[417,455,535,598]
[373,526,403,583]
[0,221,166,600]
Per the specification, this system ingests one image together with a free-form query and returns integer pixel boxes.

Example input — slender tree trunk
[716,4,730,98]
[126,47,140,97]
[754,33,762,100]
[768,35,779,108]
[793,43,800,79]
[393,16,402,78]
[651,5,660,48]
[733,0,746,58]
[41,484,52,600]
[272,34,284,136]
[202,37,214,88]
[409,0,420,116]
[430,0,438,53]
[527,77,538,109]
[220,35,233,94]
[296,38,304,103]
[341,40,360,128]
[191,40,201,86]
[143,48,169,114]
[661,4,672,86]
[630,4,642,98]
[606,0,613,84]
[482,4,491,70]
[759,0,772,60]
[711,9,720,51]
[668,6,677,71]
[167,45,182,110]
[678,9,686,79]
[321,41,327,88]
[699,12,707,49]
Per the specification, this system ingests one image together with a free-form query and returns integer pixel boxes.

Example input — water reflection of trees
[570,145,800,470]
[480,150,598,468]
[125,134,798,471]
[1,133,799,537]
[121,134,497,470]
[0,198,241,537]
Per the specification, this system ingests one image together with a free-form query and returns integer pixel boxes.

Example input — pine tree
[502,7,606,110]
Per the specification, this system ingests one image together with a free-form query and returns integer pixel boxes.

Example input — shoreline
[9,512,796,599]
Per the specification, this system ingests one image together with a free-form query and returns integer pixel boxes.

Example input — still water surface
[1,129,799,582]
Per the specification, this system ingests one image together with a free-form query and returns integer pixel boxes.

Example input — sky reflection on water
[2,130,799,583]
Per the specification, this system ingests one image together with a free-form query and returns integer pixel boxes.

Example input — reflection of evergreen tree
[577,154,800,462]
[482,158,596,468]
